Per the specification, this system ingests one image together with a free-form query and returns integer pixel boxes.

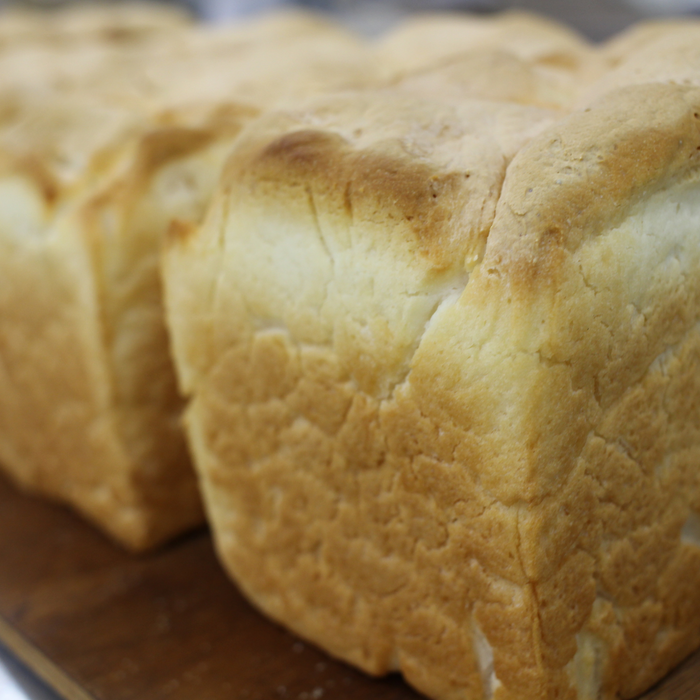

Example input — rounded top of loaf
[377,10,594,78]
[579,24,700,106]
[483,83,700,284]
[599,16,700,67]
[215,87,556,279]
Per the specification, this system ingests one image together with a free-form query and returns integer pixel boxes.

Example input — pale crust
[598,17,700,67]
[163,57,700,700]
[377,11,594,76]
[579,25,700,106]
[0,10,370,117]
[389,49,577,110]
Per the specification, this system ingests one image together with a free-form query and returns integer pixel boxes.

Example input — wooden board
[0,473,698,700]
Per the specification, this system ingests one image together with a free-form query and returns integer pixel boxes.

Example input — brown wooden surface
[0,473,698,700]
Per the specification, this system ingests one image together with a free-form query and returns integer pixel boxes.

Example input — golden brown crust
[202,91,554,401]
[483,83,700,283]
[162,89,550,698]
[78,101,258,540]
[239,127,483,269]
[0,181,203,550]
[223,90,555,268]
[3,7,700,696]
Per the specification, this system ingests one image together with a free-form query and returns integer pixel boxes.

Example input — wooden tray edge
[0,613,96,700]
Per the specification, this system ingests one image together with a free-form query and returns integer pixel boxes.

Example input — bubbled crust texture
[163,20,700,700]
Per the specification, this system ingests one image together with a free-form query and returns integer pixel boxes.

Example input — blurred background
[0,0,699,40]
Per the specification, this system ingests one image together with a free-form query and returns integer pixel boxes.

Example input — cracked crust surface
[163,39,700,700]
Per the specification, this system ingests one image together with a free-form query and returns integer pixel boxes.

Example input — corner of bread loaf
[436,81,700,699]
[483,83,700,287]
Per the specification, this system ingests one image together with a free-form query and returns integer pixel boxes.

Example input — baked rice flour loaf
[0,10,370,550]
[162,31,700,700]
[578,22,700,106]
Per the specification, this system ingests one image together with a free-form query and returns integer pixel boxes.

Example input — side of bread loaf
[76,107,258,547]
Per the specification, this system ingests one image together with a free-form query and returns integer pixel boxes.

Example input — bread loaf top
[580,23,700,105]
[0,8,374,213]
[486,83,700,281]
[379,11,592,71]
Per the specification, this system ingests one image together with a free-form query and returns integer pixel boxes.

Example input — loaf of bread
[579,21,700,105]
[378,12,601,80]
[162,19,700,700]
[0,8,370,550]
